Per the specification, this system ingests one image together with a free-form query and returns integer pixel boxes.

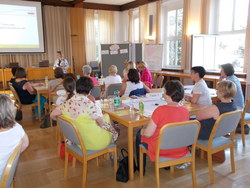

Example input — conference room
[0,0,250,187]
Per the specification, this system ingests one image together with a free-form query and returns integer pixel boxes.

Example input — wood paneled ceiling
[24,0,158,10]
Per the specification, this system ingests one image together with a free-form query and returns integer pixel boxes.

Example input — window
[162,2,183,68]
[94,13,100,60]
[214,0,248,72]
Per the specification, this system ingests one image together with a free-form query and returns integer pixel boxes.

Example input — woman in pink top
[138,61,152,85]
[82,65,99,86]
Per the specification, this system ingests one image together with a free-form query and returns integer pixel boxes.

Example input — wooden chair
[90,85,101,99]
[106,83,122,97]
[57,116,117,188]
[153,73,164,88]
[196,110,242,184]
[0,141,22,188]
[139,120,201,188]
[240,98,250,147]
[9,83,38,111]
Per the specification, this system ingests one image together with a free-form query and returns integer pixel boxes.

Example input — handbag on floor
[15,109,22,121]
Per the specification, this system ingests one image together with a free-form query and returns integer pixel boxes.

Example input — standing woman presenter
[53,51,69,73]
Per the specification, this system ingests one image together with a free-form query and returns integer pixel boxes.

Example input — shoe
[164,166,170,170]
[236,124,249,134]
[175,162,191,169]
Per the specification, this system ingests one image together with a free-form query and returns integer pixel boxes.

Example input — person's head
[56,51,62,59]
[126,61,135,70]
[190,66,206,80]
[135,61,140,70]
[164,80,184,103]
[63,77,75,100]
[128,68,140,84]
[76,77,93,95]
[220,63,235,77]
[82,65,92,76]
[11,67,19,77]
[109,65,118,74]
[216,80,236,100]
[0,94,16,129]
[138,61,147,71]
[15,67,27,78]
[54,67,64,79]
[64,73,77,81]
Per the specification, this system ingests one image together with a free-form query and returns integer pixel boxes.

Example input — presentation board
[0,0,44,53]
[144,44,163,71]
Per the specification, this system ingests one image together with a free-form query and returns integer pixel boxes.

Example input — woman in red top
[136,80,189,174]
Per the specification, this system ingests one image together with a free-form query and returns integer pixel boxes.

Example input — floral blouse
[57,94,118,141]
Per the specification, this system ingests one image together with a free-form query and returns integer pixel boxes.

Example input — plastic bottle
[114,89,120,108]
[95,73,99,81]
[139,99,144,114]
[45,76,48,87]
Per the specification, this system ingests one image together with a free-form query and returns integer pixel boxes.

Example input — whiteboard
[144,44,163,71]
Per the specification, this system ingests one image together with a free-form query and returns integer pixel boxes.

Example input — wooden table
[34,85,48,121]
[102,102,206,180]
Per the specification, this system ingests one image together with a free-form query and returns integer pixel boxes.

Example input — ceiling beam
[75,2,121,11]
[120,0,159,11]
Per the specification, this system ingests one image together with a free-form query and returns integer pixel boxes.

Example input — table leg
[37,92,41,121]
[127,126,134,180]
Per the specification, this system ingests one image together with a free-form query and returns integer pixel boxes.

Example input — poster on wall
[144,44,163,71]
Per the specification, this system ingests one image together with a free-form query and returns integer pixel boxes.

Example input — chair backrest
[153,75,164,88]
[243,98,250,115]
[91,86,101,99]
[57,116,86,155]
[129,88,147,97]
[211,110,242,138]
[157,120,200,151]
[9,84,21,109]
[106,83,122,97]
[0,141,22,188]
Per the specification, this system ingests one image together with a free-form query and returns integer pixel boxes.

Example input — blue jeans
[33,95,46,117]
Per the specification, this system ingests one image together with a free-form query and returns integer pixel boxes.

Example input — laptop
[39,60,49,67]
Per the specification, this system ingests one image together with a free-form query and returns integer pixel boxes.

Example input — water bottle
[95,73,99,81]
[139,99,144,114]
[114,89,120,108]
[45,76,48,87]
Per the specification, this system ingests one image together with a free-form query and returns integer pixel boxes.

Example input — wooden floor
[13,108,250,188]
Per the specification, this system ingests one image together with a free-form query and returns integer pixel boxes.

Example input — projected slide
[0,0,44,53]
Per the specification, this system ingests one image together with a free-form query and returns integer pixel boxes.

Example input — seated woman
[120,69,150,97]
[196,80,237,140]
[136,80,190,172]
[9,66,19,85]
[50,77,118,150]
[104,65,122,90]
[0,94,29,177]
[122,61,136,82]
[138,61,153,85]
[12,67,46,118]
[48,67,64,94]
[82,65,98,86]
[185,66,212,106]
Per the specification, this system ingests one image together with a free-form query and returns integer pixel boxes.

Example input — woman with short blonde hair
[196,80,237,139]
[104,65,122,91]
[122,61,136,82]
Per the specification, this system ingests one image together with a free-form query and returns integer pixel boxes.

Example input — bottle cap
[140,99,143,102]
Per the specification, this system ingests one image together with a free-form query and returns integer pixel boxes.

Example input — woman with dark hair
[120,69,150,97]
[135,80,190,173]
[12,67,46,118]
[9,66,19,84]
[185,66,212,106]
[48,67,64,94]
[51,77,118,150]
[0,94,29,177]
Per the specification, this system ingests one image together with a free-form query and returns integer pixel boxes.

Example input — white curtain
[98,10,114,44]
[244,0,250,73]
[0,6,72,68]
[128,9,133,43]
[139,4,149,44]
[200,0,211,34]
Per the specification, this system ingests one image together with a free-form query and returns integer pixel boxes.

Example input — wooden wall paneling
[75,2,121,11]
[70,8,86,75]
[120,0,159,11]
[26,67,54,80]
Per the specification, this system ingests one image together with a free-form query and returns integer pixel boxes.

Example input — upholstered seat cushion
[198,136,232,149]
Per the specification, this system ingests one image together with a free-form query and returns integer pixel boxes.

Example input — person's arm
[64,59,69,71]
[143,83,151,93]
[49,80,63,94]
[141,118,157,137]
[88,95,95,103]
[31,82,44,87]
[196,104,219,120]
[190,94,201,104]
[50,108,62,120]
[21,133,29,152]
[23,82,36,95]
[119,82,127,96]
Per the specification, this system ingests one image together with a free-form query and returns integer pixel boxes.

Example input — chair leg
[96,157,99,167]
[230,146,235,172]
[241,123,246,147]
[82,161,87,188]
[155,165,160,188]
[191,161,197,188]
[170,166,174,173]
[200,150,205,159]
[113,149,118,178]
[139,148,144,179]
[72,157,76,168]
[64,152,69,178]
[207,153,214,184]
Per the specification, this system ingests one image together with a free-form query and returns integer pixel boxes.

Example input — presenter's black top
[12,80,36,104]
[198,102,237,140]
